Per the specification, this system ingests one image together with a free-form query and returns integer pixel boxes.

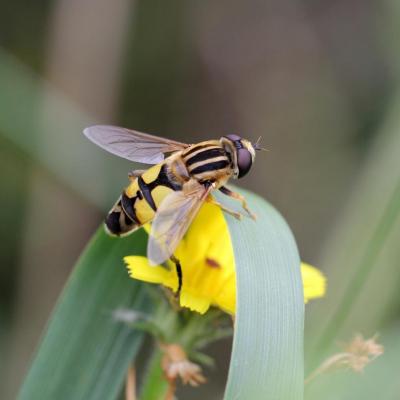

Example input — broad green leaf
[19,228,150,400]
[221,188,304,400]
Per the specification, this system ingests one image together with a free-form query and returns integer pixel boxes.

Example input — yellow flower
[301,262,326,303]
[125,202,326,314]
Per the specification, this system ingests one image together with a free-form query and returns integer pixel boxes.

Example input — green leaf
[220,188,304,400]
[19,228,150,400]
[139,350,169,400]
[129,320,166,342]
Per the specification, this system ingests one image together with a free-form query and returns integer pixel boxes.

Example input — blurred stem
[135,298,230,399]
[138,299,175,400]
[134,290,231,399]
[126,365,136,400]
[314,179,400,358]
[139,350,169,400]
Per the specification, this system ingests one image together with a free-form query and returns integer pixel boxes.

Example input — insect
[84,125,263,295]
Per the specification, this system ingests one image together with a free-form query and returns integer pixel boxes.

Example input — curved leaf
[221,188,304,400]
[19,229,150,400]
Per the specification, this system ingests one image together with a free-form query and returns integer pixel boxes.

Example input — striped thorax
[182,140,232,184]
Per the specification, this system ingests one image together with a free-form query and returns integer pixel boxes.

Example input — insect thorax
[181,141,233,185]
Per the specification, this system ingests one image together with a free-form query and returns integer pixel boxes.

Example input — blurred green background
[1,1,399,399]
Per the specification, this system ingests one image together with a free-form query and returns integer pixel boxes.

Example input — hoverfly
[84,125,263,294]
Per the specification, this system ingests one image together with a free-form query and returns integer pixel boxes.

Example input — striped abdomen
[182,141,232,182]
[105,162,181,236]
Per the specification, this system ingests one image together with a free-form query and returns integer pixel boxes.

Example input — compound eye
[225,133,242,142]
[237,148,252,178]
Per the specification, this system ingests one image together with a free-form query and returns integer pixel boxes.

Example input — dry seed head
[305,334,384,384]
[161,343,206,387]
[342,334,384,359]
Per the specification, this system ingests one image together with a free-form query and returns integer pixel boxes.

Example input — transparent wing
[147,180,212,265]
[83,125,189,164]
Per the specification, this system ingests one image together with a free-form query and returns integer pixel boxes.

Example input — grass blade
[222,189,304,400]
[19,228,150,400]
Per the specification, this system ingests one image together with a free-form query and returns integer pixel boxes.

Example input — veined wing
[83,125,189,164]
[147,180,213,265]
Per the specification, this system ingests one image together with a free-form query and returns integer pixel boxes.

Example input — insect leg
[170,255,183,296]
[208,198,243,220]
[128,169,146,181]
[219,186,256,220]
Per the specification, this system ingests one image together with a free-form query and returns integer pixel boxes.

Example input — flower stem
[139,350,170,400]
[125,365,137,400]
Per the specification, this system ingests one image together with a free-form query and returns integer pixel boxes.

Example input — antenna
[253,136,269,152]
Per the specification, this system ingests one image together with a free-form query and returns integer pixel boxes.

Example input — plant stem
[139,350,170,400]
[125,365,136,400]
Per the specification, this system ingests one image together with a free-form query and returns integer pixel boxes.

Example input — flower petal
[179,291,212,314]
[301,262,327,303]
[124,256,178,292]
[184,202,228,266]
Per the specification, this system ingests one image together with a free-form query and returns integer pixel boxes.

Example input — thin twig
[305,353,349,384]
[164,379,177,400]
[125,365,136,400]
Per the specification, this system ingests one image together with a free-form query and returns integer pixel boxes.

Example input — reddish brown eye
[237,148,252,178]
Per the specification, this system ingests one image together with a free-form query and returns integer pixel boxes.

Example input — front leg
[219,186,256,220]
[207,198,243,220]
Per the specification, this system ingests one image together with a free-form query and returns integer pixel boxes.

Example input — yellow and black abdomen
[105,163,181,236]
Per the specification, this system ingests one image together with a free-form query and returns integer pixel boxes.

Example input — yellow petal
[180,291,211,314]
[301,262,327,303]
[213,275,236,315]
[184,202,229,266]
[176,203,237,313]
[124,256,178,292]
